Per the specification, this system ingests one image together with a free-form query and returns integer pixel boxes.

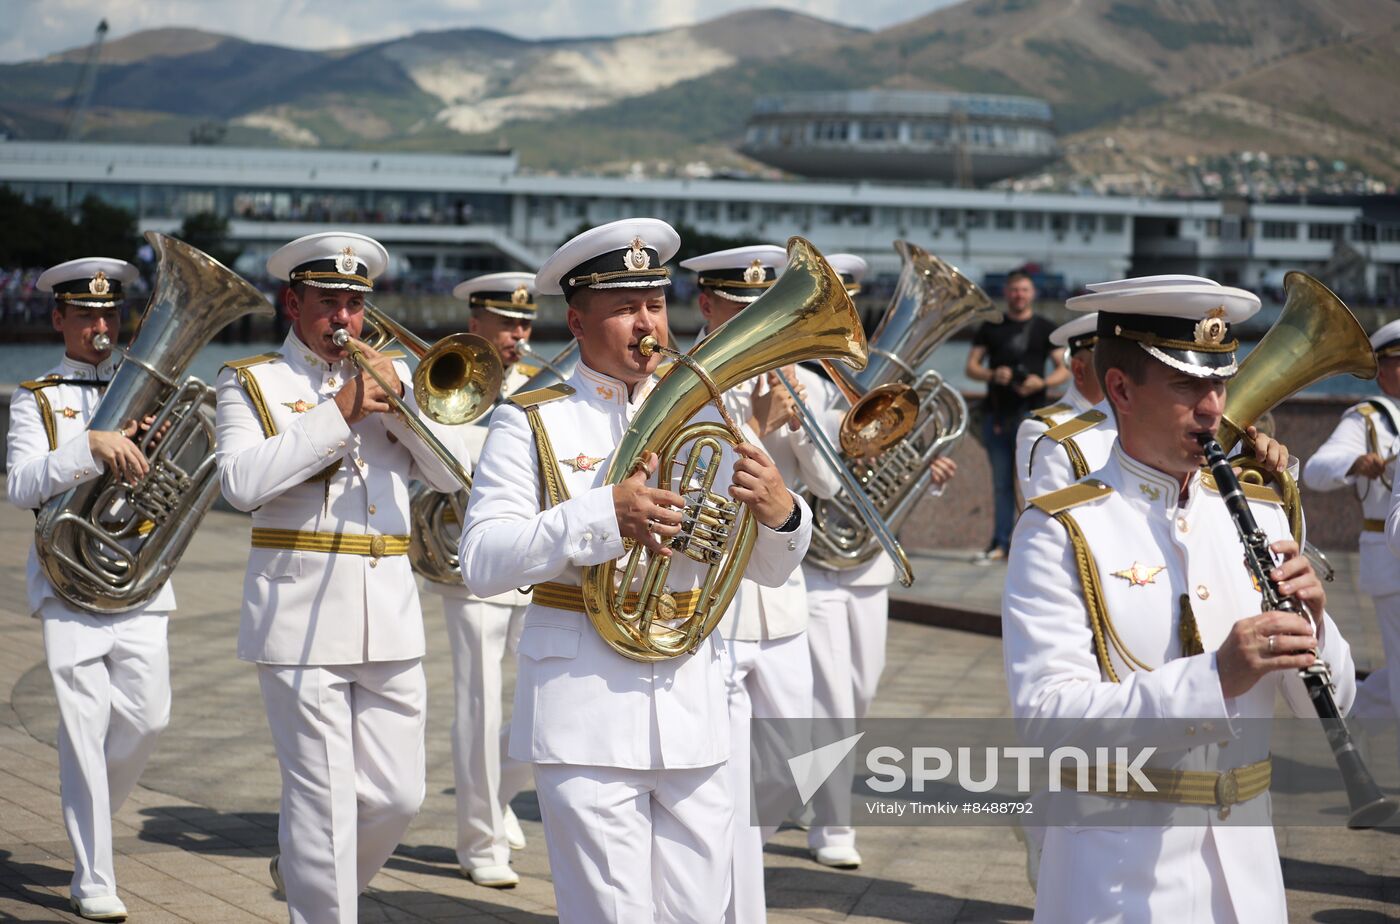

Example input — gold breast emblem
[1112,562,1166,587]
[282,399,313,413]
[60,406,79,419]
[1139,483,1162,502]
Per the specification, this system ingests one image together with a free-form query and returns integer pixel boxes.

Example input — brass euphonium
[1215,271,1377,543]
[806,240,1000,572]
[581,237,869,661]
[35,232,274,613]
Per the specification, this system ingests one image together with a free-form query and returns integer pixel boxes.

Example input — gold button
[368,504,377,514]
[1186,725,1196,736]
[369,535,386,559]
[1177,516,1189,532]
[1219,740,1230,748]
[657,592,678,620]
[369,559,378,568]
[328,377,337,387]
[1196,584,1210,600]
[1202,721,1216,733]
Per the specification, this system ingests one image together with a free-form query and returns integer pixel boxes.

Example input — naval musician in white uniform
[798,252,957,873]
[427,271,541,887]
[681,244,839,923]
[214,232,465,924]
[459,218,813,922]
[1307,320,1400,730]
[7,258,174,923]
[1003,275,1354,923]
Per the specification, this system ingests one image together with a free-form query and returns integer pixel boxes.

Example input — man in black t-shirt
[965,271,1068,561]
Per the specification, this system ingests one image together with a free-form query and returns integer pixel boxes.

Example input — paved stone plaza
[1,486,1397,922]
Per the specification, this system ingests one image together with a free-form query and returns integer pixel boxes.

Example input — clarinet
[1198,434,1396,829]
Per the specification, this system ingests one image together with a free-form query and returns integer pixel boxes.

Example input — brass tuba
[805,240,1000,572]
[35,232,274,613]
[581,237,868,661]
[1216,271,1377,543]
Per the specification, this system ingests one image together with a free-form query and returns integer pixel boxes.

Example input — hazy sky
[1,0,961,63]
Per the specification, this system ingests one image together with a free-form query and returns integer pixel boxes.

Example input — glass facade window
[938,209,960,229]
[1023,212,1044,231]
[965,210,985,230]
[1075,214,1097,234]
[695,201,719,222]
[1261,221,1299,239]
[1104,214,1125,233]
[859,121,899,142]
[728,201,751,222]
[994,211,1015,230]
[1308,223,1343,241]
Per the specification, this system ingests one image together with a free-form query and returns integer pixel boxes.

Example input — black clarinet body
[1197,434,1395,829]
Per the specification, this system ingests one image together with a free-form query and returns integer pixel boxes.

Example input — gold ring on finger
[1267,635,1276,654]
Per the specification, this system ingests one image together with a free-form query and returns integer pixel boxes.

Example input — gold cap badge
[1193,307,1228,347]
[623,237,651,272]
[743,259,766,285]
[336,247,358,275]
[511,283,530,305]
[88,270,110,296]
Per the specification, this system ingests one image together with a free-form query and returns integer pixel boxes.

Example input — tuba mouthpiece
[332,329,352,347]
[93,333,112,352]
[638,335,660,357]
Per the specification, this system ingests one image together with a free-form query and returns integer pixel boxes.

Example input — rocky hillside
[2,1,1395,190]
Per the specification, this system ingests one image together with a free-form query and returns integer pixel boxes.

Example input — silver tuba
[35,232,273,612]
[806,240,1000,572]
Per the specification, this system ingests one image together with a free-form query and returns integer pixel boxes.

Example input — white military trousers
[1352,593,1400,773]
[723,633,813,924]
[41,602,170,901]
[533,761,733,924]
[257,659,426,924]
[804,573,887,851]
[440,594,531,868]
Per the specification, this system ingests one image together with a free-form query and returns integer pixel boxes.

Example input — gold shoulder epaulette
[1199,472,1284,505]
[1029,402,1070,424]
[1356,403,1377,417]
[1044,409,1108,444]
[515,361,540,377]
[222,351,282,372]
[1029,479,1113,515]
[509,383,575,409]
[18,373,64,391]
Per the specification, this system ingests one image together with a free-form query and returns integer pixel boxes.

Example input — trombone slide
[331,330,473,491]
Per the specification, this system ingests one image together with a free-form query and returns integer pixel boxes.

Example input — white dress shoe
[269,854,284,895]
[812,845,862,869]
[462,863,520,888]
[503,806,527,851]
[70,895,128,922]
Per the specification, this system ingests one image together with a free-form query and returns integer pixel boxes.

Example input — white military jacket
[423,359,537,606]
[1004,442,1354,923]
[1304,397,1400,597]
[6,354,176,617]
[1017,391,1116,504]
[721,364,840,641]
[459,359,812,770]
[215,330,464,666]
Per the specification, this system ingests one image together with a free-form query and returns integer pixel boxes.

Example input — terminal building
[1,140,1396,303]
[739,90,1059,186]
